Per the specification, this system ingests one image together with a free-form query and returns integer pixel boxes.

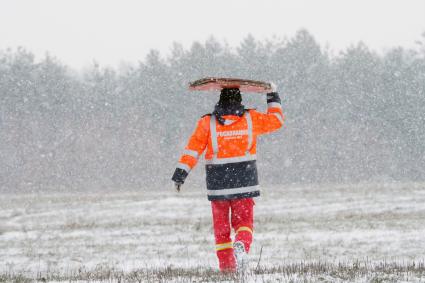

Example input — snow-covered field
[1,183,425,282]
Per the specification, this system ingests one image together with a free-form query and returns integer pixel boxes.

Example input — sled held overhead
[189,77,272,93]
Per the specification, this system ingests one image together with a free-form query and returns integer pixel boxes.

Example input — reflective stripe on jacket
[172,93,284,200]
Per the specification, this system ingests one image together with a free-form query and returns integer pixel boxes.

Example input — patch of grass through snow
[1,261,425,282]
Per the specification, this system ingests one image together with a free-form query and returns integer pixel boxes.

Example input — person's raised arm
[251,84,285,135]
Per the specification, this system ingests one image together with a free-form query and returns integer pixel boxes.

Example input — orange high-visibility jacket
[172,92,284,200]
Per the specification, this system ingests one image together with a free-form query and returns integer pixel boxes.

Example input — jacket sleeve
[252,92,285,135]
[171,116,209,184]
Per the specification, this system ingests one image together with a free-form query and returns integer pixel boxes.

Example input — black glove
[267,92,281,104]
[172,168,188,192]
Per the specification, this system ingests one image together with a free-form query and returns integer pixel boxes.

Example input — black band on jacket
[205,160,259,190]
[208,191,260,201]
[267,92,281,104]
[172,168,188,184]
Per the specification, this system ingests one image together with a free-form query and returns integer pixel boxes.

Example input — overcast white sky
[1,0,424,69]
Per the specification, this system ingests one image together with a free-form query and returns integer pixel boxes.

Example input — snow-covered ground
[1,183,424,281]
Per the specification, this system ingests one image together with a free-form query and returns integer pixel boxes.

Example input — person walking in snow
[171,86,284,272]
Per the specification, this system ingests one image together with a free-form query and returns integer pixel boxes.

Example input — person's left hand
[270,82,277,92]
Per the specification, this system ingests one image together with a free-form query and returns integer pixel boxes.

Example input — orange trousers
[211,198,254,272]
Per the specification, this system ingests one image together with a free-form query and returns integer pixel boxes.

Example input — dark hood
[212,103,245,125]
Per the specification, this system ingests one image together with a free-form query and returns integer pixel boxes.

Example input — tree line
[1,30,424,192]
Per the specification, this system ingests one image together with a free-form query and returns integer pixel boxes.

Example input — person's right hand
[174,181,183,192]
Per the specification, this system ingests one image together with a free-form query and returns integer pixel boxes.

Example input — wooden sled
[189,77,272,93]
